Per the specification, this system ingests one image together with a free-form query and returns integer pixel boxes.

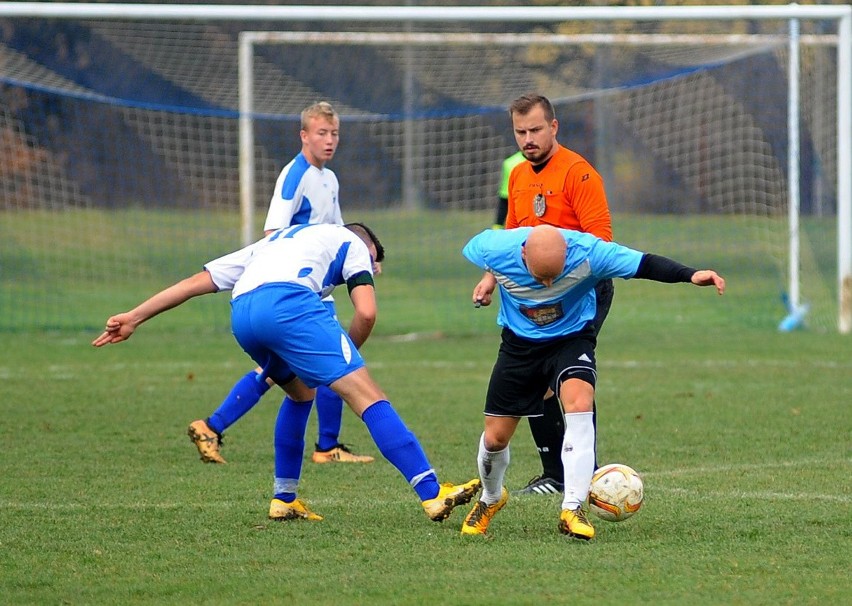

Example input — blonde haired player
[188,101,375,465]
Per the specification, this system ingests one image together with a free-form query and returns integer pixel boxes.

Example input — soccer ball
[588,463,644,522]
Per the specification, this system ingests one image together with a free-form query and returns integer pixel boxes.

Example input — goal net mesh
[0,16,840,334]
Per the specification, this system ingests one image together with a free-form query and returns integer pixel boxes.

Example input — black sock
[529,397,599,478]
[528,395,565,480]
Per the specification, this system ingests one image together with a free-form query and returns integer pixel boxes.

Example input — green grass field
[1,209,850,604]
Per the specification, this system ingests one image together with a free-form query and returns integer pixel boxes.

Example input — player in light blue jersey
[189,101,375,465]
[93,223,480,523]
[459,225,725,540]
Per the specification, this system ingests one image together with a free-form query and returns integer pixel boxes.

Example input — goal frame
[2,2,849,333]
[232,4,851,333]
[239,28,836,330]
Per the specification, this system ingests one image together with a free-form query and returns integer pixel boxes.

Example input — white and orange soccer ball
[588,463,644,522]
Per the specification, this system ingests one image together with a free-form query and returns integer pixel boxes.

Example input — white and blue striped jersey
[263,152,342,232]
[204,224,373,300]
[462,227,643,340]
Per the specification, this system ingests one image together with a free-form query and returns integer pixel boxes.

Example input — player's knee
[283,382,315,402]
[561,399,594,414]
[483,426,513,451]
[333,369,386,416]
[557,374,596,414]
[484,436,510,451]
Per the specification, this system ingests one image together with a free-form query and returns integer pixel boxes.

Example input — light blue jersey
[263,152,343,231]
[462,227,643,340]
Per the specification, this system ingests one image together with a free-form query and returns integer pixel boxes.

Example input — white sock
[560,411,595,510]
[477,432,510,504]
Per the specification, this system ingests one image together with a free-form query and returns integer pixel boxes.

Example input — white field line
[642,458,850,478]
[651,486,850,503]
[2,356,848,380]
[2,489,847,510]
[642,458,852,503]
[2,459,849,510]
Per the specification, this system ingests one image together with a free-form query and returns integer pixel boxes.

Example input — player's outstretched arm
[92,271,217,347]
[633,254,725,296]
[691,270,725,295]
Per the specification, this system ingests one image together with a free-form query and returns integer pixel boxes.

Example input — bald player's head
[522,225,566,287]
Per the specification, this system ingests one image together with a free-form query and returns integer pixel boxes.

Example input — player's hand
[472,274,497,307]
[92,313,138,347]
[691,270,726,295]
[372,261,382,275]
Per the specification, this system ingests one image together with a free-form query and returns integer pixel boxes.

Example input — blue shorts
[230,283,364,388]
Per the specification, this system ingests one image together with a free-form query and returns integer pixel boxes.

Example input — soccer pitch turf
[0,208,849,603]
[0,325,849,604]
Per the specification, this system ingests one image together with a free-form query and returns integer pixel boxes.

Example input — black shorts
[484,326,597,418]
[593,278,614,337]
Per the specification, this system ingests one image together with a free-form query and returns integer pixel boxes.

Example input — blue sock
[207,371,271,435]
[273,396,313,502]
[314,385,344,451]
[361,400,439,501]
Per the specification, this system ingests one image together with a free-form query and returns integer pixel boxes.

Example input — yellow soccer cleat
[559,507,595,540]
[311,444,375,464]
[187,419,226,464]
[421,479,482,522]
[461,487,509,535]
[268,498,323,522]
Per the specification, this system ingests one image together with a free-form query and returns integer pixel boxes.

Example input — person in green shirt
[493,151,525,229]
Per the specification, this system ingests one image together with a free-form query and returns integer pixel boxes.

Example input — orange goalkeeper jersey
[506,144,612,242]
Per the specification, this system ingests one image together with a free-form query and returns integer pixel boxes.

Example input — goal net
[0,6,847,335]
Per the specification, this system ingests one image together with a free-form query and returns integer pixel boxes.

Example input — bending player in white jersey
[188,101,374,465]
[94,222,480,522]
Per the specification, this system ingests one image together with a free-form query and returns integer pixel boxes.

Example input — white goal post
[0,2,850,334]
[229,4,852,334]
